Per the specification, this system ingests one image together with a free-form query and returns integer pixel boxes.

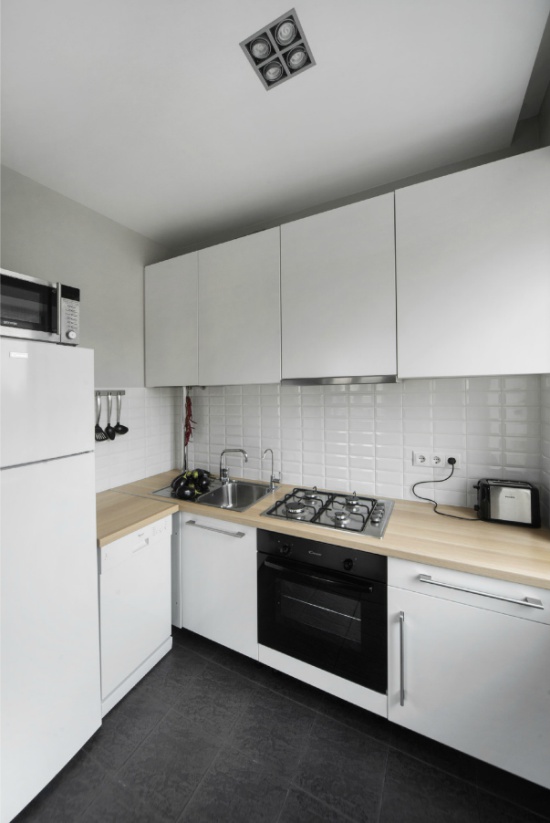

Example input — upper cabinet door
[198,228,281,385]
[280,194,397,380]
[145,253,199,386]
[396,147,550,378]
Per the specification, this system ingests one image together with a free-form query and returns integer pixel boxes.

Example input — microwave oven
[0,268,80,345]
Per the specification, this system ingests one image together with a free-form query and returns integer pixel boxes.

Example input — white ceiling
[2,0,550,253]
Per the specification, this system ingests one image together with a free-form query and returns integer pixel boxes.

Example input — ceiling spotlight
[286,46,308,71]
[263,60,284,84]
[249,37,272,62]
[240,8,315,90]
[275,19,297,46]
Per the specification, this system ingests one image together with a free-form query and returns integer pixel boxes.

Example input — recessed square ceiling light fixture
[240,9,315,90]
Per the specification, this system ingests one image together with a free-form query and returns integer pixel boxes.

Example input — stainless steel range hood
[280,375,397,386]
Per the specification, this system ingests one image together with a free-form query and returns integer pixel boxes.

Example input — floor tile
[140,644,208,705]
[253,665,330,712]
[278,788,356,823]
[379,749,481,823]
[12,637,550,823]
[228,687,316,777]
[388,724,478,784]
[80,776,166,823]
[13,751,107,822]
[476,791,550,823]
[292,715,387,822]
[316,692,393,745]
[117,725,219,821]
[84,686,169,771]
[475,761,550,820]
[210,644,279,687]
[171,628,222,660]
[178,747,289,822]
[169,661,258,738]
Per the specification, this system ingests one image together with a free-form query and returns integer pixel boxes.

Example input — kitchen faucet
[262,448,280,492]
[219,448,248,485]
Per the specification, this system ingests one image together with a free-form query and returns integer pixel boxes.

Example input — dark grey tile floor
[15,629,550,823]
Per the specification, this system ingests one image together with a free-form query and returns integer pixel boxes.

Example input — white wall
[187,376,546,518]
[1,166,168,387]
[1,166,183,491]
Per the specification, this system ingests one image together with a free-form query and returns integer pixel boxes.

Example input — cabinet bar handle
[418,574,543,609]
[185,520,245,539]
[399,611,405,707]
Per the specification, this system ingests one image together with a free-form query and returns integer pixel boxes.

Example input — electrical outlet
[431,453,445,467]
[445,454,461,468]
[412,451,429,467]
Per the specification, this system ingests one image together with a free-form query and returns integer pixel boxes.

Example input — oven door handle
[262,559,374,592]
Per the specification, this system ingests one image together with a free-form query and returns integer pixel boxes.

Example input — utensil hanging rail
[94,390,129,440]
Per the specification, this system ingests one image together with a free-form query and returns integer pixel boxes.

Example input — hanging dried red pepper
[184,393,195,447]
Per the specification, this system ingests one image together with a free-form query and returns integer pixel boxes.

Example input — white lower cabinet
[388,558,550,788]
[175,513,258,659]
[99,516,173,715]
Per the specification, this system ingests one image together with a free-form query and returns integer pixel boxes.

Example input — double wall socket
[412,451,461,468]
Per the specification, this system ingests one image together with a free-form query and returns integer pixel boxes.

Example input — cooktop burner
[263,487,393,537]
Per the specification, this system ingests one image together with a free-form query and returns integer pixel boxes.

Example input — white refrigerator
[0,338,101,823]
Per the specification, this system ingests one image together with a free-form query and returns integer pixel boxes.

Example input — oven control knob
[66,330,77,340]
[343,558,354,571]
[280,544,291,556]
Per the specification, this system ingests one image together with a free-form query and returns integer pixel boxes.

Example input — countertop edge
[96,490,179,547]
[98,471,550,589]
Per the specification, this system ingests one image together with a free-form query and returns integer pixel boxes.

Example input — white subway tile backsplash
[504,405,540,421]
[95,387,183,492]
[433,378,466,393]
[504,452,540,469]
[504,437,539,454]
[466,377,502,390]
[374,419,405,434]
[503,391,541,406]
[179,376,550,518]
[504,421,540,437]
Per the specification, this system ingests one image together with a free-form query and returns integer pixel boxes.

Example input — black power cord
[411,458,478,521]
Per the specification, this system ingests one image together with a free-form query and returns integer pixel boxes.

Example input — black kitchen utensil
[114,393,129,435]
[104,393,116,440]
[95,394,108,442]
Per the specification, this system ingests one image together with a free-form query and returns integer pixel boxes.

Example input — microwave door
[0,271,60,343]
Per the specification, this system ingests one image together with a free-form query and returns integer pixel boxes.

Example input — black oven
[257,530,387,693]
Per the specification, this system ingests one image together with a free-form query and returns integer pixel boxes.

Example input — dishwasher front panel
[99,517,172,706]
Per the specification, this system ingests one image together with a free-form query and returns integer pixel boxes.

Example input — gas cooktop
[262,487,393,538]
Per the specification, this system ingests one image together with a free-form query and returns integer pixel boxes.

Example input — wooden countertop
[96,489,178,547]
[99,470,550,589]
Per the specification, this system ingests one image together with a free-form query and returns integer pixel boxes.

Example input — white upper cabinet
[145,253,199,386]
[280,194,397,380]
[396,147,550,378]
[198,228,281,385]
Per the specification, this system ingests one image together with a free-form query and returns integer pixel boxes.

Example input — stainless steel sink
[196,480,272,512]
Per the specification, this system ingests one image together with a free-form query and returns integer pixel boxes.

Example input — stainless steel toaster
[473,479,540,528]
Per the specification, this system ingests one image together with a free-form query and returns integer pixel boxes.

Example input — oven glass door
[0,273,59,341]
[258,555,387,693]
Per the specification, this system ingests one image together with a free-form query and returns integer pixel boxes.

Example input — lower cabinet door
[180,514,258,659]
[388,586,550,789]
